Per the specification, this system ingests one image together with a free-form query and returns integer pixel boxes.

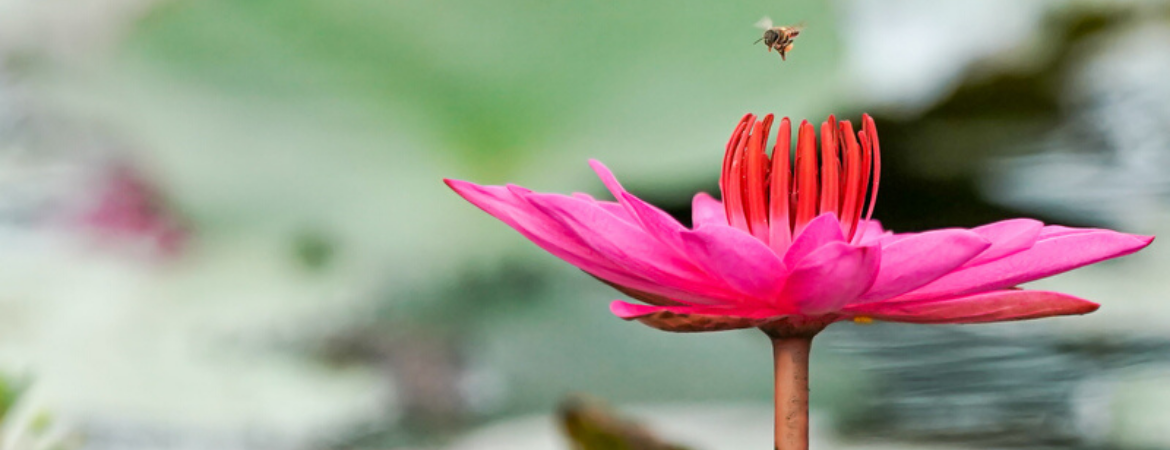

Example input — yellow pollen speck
[852,316,874,325]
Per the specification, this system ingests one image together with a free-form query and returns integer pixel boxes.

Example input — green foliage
[291,227,337,271]
[120,0,841,175]
[0,374,28,422]
[0,373,81,450]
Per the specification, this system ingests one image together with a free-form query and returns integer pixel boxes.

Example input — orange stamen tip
[852,316,874,325]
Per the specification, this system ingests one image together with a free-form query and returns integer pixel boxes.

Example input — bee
[754,17,803,60]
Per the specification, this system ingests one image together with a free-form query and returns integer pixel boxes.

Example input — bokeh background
[0,0,1168,449]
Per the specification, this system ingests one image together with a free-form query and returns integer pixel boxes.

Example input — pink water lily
[446,113,1151,331]
[444,113,1153,449]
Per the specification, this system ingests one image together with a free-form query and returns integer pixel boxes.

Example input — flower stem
[771,335,812,450]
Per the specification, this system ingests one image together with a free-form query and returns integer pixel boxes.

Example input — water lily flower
[444,113,1154,449]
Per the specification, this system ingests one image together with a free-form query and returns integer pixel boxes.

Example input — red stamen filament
[718,114,882,252]
[767,118,793,249]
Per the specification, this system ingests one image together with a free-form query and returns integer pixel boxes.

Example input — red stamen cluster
[719,114,881,252]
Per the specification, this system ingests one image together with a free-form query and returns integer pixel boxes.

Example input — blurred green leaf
[291,227,337,271]
[118,0,843,176]
[0,374,28,422]
[29,410,54,435]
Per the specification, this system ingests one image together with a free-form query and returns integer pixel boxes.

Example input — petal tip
[587,159,626,199]
[442,177,466,190]
[443,178,486,201]
[587,159,614,177]
[609,300,643,319]
[964,230,995,251]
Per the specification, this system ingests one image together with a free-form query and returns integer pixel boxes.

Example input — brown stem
[771,335,812,450]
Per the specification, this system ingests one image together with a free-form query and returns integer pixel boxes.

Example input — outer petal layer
[619,191,692,259]
[588,161,694,258]
[963,218,1044,266]
[859,229,990,302]
[447,179,729,305]
[901,231,1154,300]
[526,193,747,304]
[526,193,703,282]
[445,179,614,273]
[610,301,779,332]
[843,290,1099,324]
[679,225,789,303]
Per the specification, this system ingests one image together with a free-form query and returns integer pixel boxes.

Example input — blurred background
[0,0,1168,449]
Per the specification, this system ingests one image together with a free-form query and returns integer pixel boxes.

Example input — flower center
[719,114,881,252]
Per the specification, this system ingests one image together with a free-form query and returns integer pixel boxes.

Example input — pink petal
[526,194,700,278]
[595,277,684,306]
[446,179,726,304]
[679,225,788,303]
[446,179,603,265]
[587,161,766,304]
[901,230,1154,301]
[618,191,692,258]
[859,229,990,302]
[692,192,727,228]
[589,159,628,202]
[844,290,1099,324]
[586,159,653,229]
[572,193,631,222]
[782,213,846,267]
[1037,224,1098,240]
[610,300,785,320]
[611,300,685,318]
[963,219,1043,266]
[854,220,889,245]
[781,241,881,315]
[587,160,703,264]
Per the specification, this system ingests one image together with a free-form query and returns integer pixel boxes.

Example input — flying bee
[754,17,803,60]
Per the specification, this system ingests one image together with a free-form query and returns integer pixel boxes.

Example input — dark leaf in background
[559,396,693,450]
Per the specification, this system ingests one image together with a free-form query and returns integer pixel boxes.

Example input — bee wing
[754,16,774,30]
